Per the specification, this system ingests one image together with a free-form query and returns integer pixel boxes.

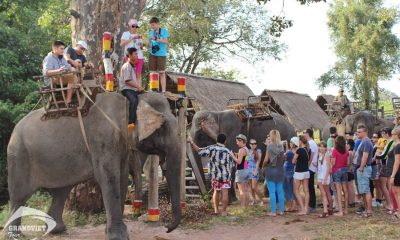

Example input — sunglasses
[372,136,378,138]
[250,143,257,145]
[79,46,86,51]
[131,25,139,28]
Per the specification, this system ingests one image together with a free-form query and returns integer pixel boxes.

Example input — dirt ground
[47,214,312,240]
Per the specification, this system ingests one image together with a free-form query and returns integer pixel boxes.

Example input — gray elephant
[6,92,181,240]
[190,110,296,151]
[322,111,395,140]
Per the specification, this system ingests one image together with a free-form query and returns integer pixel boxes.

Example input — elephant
[321,111,395,141]
[6,92,182,240]
[190,110,296,151]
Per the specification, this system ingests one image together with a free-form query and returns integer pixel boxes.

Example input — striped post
[177,77,186,96]
[149,72,159,92]
[132,200,143,216]
[102,32,114,92]
[147,155,159,223]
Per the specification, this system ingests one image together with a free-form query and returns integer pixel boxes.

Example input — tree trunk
[70,0,146,68]
[65,0,146,213]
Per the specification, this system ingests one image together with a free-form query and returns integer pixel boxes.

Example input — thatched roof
[316,94,335,114]
[166,71,254,111]
[261,90,330,130]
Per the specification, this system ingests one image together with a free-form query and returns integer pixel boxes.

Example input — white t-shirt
[308,139,318,172]
[121,31,144,59]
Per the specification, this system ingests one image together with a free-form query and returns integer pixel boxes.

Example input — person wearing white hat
[121,19,144,83]
[65,40,94,69]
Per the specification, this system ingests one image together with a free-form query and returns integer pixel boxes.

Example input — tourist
[148,17,169,92]
[378,128,395,213]
[65,40,94,69]
[346,139,357,207]
[189,134,234,216]
[284,138,297,212]
[317,141,333,217]
[262,130,285,216]
[292,135,310,215]
[120,19,144,83]
[327,127,337,149]
[231,134,250,207]
[119,47,144,132]
[371,131,384,207]
[42,40,78,107]
[248,139,265,206]
[304,129,318,213]
[389,126,400,218]
[331,136,350,216]
[355,125,374,217]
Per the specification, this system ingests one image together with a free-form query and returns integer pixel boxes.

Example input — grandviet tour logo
[2,206,56,240]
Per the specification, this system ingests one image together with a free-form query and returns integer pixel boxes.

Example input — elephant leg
[47,186,73,234]
[7,188,36,238]
[120,156,129,214]
[93,154,128,240]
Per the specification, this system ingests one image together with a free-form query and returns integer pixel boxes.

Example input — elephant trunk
[165,141,182,233]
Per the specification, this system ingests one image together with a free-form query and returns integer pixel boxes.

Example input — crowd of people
[189,125,400,218]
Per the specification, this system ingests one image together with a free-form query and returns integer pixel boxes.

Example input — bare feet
[334,212,344,217]
[297,210,307,216]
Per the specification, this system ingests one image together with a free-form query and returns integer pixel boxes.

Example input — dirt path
[47,215,313,240]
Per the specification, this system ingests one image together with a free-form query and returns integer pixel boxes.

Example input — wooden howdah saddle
[34,69,104,121]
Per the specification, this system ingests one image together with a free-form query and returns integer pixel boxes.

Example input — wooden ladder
[185,144,207,199]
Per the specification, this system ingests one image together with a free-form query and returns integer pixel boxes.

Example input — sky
[227,0,400,100]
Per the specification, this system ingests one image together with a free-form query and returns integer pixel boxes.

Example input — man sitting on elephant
[119,47,144,132]
[189,133,234,216]
[334,88,354,116]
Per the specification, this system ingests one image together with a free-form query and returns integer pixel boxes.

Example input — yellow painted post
[148,155,160,223]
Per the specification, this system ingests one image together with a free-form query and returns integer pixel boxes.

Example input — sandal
[328,209,333,215]
[319,212,328,218]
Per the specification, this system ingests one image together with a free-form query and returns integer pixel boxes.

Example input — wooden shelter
[166,71,254,112]
[316,94,335,114]
[261,90,330,140]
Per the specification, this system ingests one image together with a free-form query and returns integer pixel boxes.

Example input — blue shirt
[284,150,295,177]
[356,137,374,166]
[354,139,362,151]
[149,28,169,57]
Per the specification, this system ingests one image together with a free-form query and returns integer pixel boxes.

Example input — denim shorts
[332,167,348,183]
[235,169,249,183]
[248,165,260,180]
[356,166,372,194]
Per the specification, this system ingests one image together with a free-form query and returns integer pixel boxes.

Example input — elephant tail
[166,220,179,233]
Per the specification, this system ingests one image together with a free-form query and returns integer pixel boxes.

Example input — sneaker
[372,199,378,208]
[308,207,316,213]
[128,123,136,133]
[356,206,365,215]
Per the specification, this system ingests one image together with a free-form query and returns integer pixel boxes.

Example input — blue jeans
[283,176,295,201]
[266,180,285,213]
[121,89,139,124]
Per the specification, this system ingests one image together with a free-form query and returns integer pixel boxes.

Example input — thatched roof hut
[166,71,254,111]
[316,94,335,114]
[261,90,329,131]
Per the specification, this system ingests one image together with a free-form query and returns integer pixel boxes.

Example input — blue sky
[227,0,400,100]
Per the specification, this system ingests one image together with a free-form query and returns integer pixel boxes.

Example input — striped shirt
[198,143,234,182]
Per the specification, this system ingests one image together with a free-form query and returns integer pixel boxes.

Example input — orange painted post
[177,77,186,96]
[102,32,114,92]
[149,72,159,92]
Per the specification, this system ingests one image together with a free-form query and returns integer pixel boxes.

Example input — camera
[151,45,160,54]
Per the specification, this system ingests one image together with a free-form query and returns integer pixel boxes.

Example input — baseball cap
[235,134,247,142]
[77,40,88,50]
[128,19,139,27]
[290,137,299,147]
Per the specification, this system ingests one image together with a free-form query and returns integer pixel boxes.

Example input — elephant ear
[137,101,165,141]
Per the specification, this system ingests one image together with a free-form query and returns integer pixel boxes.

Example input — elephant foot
[106,223,129,240]
[50,223,66,234]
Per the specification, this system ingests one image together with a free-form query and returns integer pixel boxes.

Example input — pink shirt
[331,149,349,173]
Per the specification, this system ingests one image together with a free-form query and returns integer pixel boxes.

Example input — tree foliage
[142,0,286,74]
[317,0,400,110]
[0,0,71,195]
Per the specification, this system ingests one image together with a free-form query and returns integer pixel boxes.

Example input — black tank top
[237,147,248,170]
